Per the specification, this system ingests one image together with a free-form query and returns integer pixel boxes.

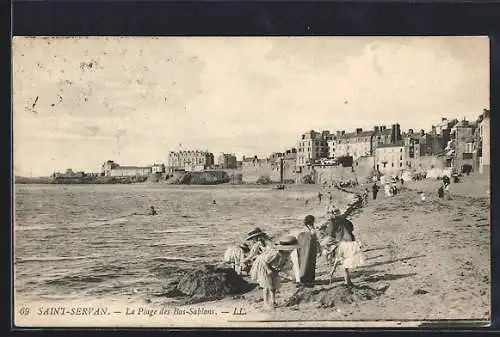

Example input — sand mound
[164,264,255,304]
[285,284,389,308]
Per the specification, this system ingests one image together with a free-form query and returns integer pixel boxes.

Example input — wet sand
[15,178,490,327]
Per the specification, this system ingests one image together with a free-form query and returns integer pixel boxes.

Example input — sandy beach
[194,176,491,324]
[15,176,490,328]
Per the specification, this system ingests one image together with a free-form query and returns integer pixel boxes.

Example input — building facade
[402,130,421,168]
[374,142,406,175]
[445,120,476,173]
[476,109,490,175]
[152,163,165,173]
[101,160,152,177]
[168,150,215,172]
[217,153,238,169]
[336,128,373,160]
[296,130,329,169]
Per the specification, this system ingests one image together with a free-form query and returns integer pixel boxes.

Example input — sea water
[15,184,344,303]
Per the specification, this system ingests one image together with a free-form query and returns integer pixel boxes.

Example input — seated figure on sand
[223,242,250,275]
[249,235,299,309]
[321,208,364,287]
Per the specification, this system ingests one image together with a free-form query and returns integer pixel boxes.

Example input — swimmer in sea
[213,200,217,205]
[148,206,158,216]
[131,206,157,216]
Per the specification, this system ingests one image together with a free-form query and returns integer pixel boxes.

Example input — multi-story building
[217,153,237,169]
[152,163,165,173]
[402,129,421,168]
[445,120,476,173]
[101,160,152,177]
[372,125,393,150]
[374,142,406,175]
[167,150,215,172]
[476,109,490,175]
[371,124,402,156]
[296,130,329,169]
[336,128,374,160]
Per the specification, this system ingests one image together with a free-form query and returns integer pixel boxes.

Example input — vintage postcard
[12,36,490,328]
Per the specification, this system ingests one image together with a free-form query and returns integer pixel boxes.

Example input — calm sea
[14,184,341,303]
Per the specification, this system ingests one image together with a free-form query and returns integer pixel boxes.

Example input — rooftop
[376,142,405,148]
[114,166,152,170]
[339,131,374,139]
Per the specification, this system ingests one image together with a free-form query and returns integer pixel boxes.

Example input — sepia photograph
[12,36,490,328]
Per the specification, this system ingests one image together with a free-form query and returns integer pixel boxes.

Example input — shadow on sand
[361,254,426,269]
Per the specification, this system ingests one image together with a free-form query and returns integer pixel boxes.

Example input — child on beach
[242,228,273,268]
[249,235,299,309]
[321,209,364,287]
[223,242,250,275]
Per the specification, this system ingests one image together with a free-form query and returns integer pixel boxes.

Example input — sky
[12,36,489,177]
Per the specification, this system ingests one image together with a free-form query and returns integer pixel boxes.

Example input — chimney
[409,129,414,134]
[374,126,380,133]
[341,130,345,135]
[420,129,425,136]
[356,128,362,135]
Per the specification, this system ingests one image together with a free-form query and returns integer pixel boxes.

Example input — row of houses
[88,108,489,180]
[97,152,240,178]
[255,108,490,180]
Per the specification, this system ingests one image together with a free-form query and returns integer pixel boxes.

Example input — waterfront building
[167,150,215,172]
[217,153,237,169]
[374,142,406,175]
[152,163,165,173]
[101,160,153,177]
[335,128,374,160]
[476,109,490,175]
[296,130,329,169]
[445,119,476,173]
[402,129,421,168]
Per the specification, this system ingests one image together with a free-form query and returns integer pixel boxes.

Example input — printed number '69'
[19,307,30,316]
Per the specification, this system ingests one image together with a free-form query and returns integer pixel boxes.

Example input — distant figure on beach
[296,215,320,288]
[372,183,379,200]
[442,175,451,186]
[212,200,217,205]
[242,228,273,268]
[384,183,392,197]
[400,178,404,186]
[391,183,398,196]
[444,182,452,200]
[305,199,309,205]
[438,185,444,199]
[321,208,364,287]
[318,192,323,204]
[249,235,298,309]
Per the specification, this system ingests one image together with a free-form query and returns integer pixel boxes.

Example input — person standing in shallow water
[296,215,320,287]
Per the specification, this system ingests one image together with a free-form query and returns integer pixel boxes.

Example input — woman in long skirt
[296,215,320,287]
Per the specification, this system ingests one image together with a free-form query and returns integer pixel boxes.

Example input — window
[400,162,403,167]
[465,142,473,153]
[392,163,394,167]
[400,155,402,160]
[400,148,403,152]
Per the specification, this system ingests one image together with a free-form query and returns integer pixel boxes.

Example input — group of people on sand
[223,205,365,309]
